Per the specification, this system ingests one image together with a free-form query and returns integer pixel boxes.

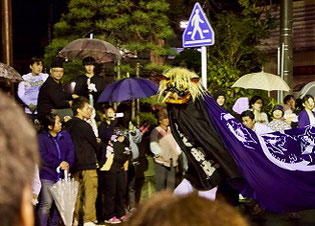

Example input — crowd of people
[13,56,184,226]
[0,56,314,226]
[213,91,315,135]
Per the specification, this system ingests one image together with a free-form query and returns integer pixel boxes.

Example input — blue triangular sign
[183,2,215,48]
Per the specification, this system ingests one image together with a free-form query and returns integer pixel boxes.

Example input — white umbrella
[50,171,79,226]
[232,70,290,92]
[298,81,315,99]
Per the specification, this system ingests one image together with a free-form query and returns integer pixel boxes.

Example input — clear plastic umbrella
[0,62,23,82]
[298,81,315,99]
[50,171,79,226]
[58,38,122,63]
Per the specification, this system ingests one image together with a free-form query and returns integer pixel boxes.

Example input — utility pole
[1,0,13,65]
[280,0,293,93]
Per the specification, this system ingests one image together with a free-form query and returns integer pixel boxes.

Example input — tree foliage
[44,0,176,83]
[206,0,277,110]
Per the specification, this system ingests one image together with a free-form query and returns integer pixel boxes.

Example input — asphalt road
[245,209,315,226]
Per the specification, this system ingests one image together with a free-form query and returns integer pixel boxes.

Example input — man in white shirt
[241,110,274,135]
[18,57,49,118]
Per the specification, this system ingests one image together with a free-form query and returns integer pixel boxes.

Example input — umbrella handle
[64,170,68,181]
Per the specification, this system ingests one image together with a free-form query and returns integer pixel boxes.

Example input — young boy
[18,57,49,118]
[65,97,100,226]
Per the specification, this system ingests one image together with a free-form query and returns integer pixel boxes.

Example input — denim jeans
[38,179,60,226]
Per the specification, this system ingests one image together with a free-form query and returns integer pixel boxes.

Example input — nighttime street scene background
[0,0,315,226]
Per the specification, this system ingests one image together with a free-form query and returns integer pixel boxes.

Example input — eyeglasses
[52,69,64,73]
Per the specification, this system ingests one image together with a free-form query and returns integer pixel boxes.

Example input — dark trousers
[103,170,126,220]
[127,164,137,209]
[96,170,105,222]
[154,163,176,191]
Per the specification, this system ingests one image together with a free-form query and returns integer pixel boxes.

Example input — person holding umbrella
[74,57,106,109]
[249,95,269,125]
[38,112,75,226]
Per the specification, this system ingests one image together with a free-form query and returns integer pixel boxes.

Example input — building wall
[263,0,315,95]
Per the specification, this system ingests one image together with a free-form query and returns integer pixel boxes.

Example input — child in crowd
[268,105,291,131]
[100,128,131,224]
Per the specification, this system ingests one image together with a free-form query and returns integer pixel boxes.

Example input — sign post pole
[201,46,207,89]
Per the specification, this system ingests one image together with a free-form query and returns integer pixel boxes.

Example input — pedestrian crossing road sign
[183,2,215,48]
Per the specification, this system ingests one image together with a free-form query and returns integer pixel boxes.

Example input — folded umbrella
[50,171,79,226]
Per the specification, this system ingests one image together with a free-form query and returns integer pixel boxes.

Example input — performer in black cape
[158,67,315,213]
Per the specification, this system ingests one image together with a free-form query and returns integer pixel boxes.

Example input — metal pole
[114,61,121,110]
[136,62,140,127]
[201,46,207,89]
[277,47,281,103]
[281,43,285,103]
[1,0,13,65]
[280,0,293,92]
[117,61,121,80]
[1,0,14,95]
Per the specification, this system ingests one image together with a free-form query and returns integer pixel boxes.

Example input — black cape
[168,98,242,190]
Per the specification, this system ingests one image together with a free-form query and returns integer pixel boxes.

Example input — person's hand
[140,123,151,135]
[28,104,37,112]
[88,83,97,92]
[63,116,72,122]
[32,193,39,206]
[96,138,101,143]
[72,94,79,99]
[60,161,69,171]
[117,136,125,143]
[32,193,38,200]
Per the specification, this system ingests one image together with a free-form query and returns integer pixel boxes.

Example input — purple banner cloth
[203,94,315,213]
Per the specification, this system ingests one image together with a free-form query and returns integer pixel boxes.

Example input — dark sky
[12,0,67,73]
[9,0,281,74]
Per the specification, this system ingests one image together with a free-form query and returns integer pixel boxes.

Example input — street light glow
[180,20,188,29]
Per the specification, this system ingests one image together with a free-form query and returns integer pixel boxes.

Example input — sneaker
[104,216,121,224]
[120,215,129,222]
[83,222,97,226]
[73,218,79,226]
